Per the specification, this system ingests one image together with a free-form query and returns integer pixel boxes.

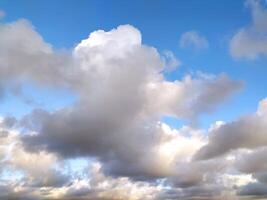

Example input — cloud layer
[0,8,266,200]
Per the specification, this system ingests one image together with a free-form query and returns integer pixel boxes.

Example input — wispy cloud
[179,30,209,50]
[0,10,5,19]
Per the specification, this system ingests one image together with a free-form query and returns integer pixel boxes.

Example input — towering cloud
[0,14,263,200]
[18,24,241,180]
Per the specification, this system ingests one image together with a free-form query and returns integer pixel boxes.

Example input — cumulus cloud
[0,17,255,200]
[230,0,267,59]
[15,24,240,182]
[194,109,267,198]
[179,31,209,50]
[0,119,70,199]
[0,20,241,118]
[195,98,267,160]
[63,162,163,200]
[0,19,78,91]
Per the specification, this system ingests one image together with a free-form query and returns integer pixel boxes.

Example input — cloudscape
[0,0,267,199]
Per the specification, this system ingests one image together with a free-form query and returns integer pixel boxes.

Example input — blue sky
[0,0,266,128]
[0,0,249,49]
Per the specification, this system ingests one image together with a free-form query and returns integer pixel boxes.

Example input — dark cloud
[235,147,267,173]
[238,182,267,197]
[1,116,17,128]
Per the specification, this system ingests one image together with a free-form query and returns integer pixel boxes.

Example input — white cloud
[179,30,209,50]
[230,0,267,60]
[0,17,255,200]
[0,120,69,199]
[18,25,241,183]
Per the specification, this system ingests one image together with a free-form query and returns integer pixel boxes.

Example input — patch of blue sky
[0,82,76,119]
[0,0,248,49]
[161,116,187,129]
[0,169,24,182]
[61,157,95,179]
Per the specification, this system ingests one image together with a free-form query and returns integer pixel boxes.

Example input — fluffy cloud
[179,31,209,50]
[16,24,241,181]
[195,98,267,160]
[0,118,69,199]
[63,162,163,200]
[192,97,267,199]
[232,148,267,199]
[0,19,241,117]
[0,16,257,200]
[193,98,267,199]
[0,19,79,92]
[230,0,267,60]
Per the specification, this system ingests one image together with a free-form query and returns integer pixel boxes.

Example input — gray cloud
[195,98,267,160]
[230,0,267,60]
[238,182,267,197]
[0,19,80,92]
[20,73,241,179]
[8,23,241,182]
[0,127,69,199]
[0,16,253,200]
[235,148,267,174]
[234,147,267,193]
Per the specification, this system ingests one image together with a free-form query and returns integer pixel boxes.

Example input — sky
[0,0,267,199]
